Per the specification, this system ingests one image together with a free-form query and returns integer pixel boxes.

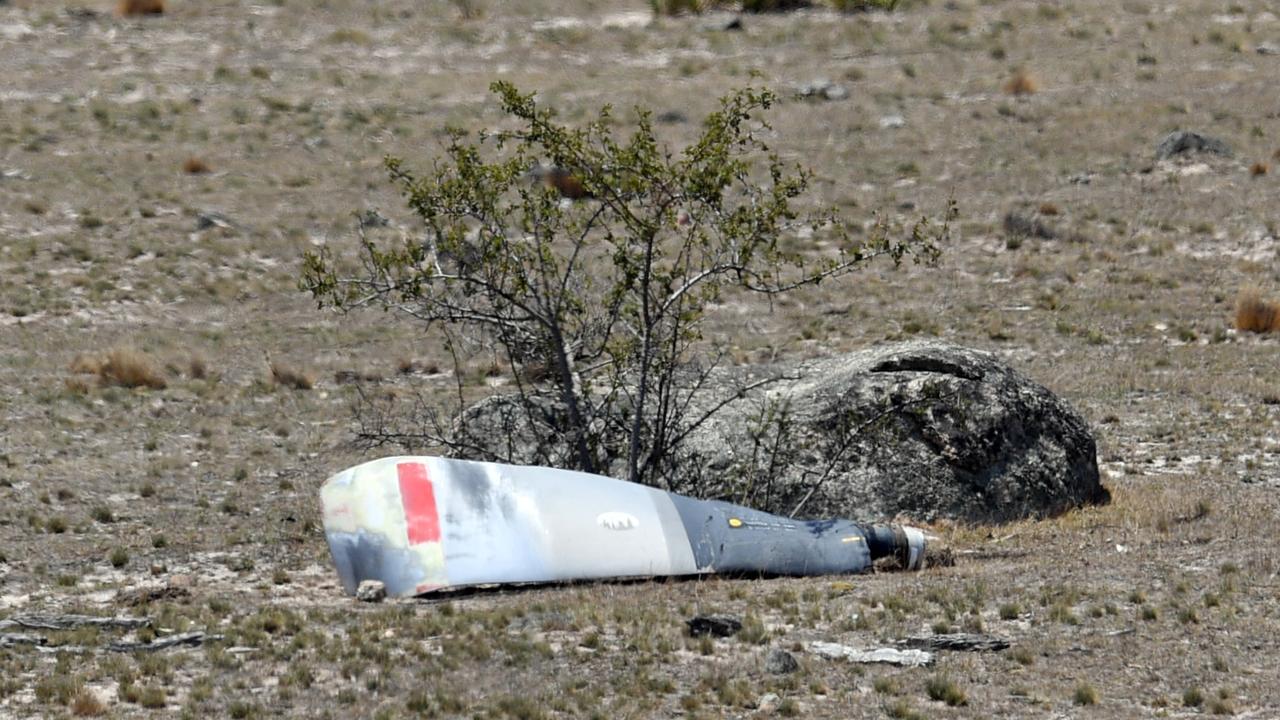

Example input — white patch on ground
[0,593,32,610]
[533,11,651,31]
[0,22,34,40]
[0,312,46,327]
[602,11,651,28]
[531,17,583,31]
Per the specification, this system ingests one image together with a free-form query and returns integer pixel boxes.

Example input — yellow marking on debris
[728,517,743,528]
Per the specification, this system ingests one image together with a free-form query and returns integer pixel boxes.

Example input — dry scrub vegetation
[1234,287,1280,334]
[3,0,1280,718]
[68,347,168,390]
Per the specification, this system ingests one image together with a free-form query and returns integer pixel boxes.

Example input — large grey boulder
[457,342,1107,524]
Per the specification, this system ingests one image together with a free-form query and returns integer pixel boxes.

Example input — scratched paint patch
[597,511,640,531]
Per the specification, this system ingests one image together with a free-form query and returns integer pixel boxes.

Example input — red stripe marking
[397,462,441,545]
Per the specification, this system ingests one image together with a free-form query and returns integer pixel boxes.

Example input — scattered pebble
[765,647,800,674]
[879,114,906,129]
[796,79,848,101]
[356,580,387,603]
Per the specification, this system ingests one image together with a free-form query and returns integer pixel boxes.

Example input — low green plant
[1184,687,1205,707]
[650,0,707,13]
[302,81,948,493]
[1073,682,1099,706]
[925,675,967,706]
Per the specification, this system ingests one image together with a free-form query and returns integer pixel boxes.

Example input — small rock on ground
[1155,130,1232,160]
[765,647,800,674]
[356,580,387,602]
[796,79,848,101]
[756,692,781,712]
[686,614,742,637]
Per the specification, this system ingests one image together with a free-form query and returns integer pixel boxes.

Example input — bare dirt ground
[3,0,1280,717]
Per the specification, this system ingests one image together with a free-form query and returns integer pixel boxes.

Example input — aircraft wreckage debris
[321,456,931,598]
[0,615,221,654]
[0,614,151,631]
[108,631,222,653]
[0,633,47,648]
[901,633,1011,652]
[686,615,743,638]
[807,642,935,667]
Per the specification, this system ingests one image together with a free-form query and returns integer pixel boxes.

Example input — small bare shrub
[118,0,165,15]
[182,157,211,174]
[651,0,712,13]
[99,348,168,389]
[1004,68,1039,95]
[1233,288,1280,333]
[271,362,315,390]
[70,688,106,716]
[925,675,967,706]
[69,354,102,375]
[188,354,208,379]
[449,0,484,20]
[1073,682,1099,705]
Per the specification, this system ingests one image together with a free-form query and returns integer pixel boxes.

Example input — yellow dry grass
[70,688,106,717]
[99,347,168,389]
[69,348,167,389]
[182,156,211,174]
[1234,287,1280,333]
[1003,69,1039,96]
[68,354,102,375]
[271,362,315,390]
[188,354,208,379]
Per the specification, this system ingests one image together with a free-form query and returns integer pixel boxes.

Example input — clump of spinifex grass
[1004,68,1039,95]
[182,157,211,174]
[70,347,168,390]
[270,361,315,390]
[1234,287,1280,333]
[925,675,967,706]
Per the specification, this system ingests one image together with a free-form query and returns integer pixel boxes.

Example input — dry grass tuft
[118,0,165,16]
[1003,69,1039,96]
[1038,202,1060,216]
[182,156,211,174]
[650,0,715,14]
[1234,288,1280,333]
[70,688,106,716]
[74,347,168,390]
[271,362,316,390]
[101,348,168,389]
[188,354,208,379]
[1250,162,1269,176]
[69,354,103,375]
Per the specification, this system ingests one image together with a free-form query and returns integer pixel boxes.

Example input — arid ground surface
[3,0,1280,717]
